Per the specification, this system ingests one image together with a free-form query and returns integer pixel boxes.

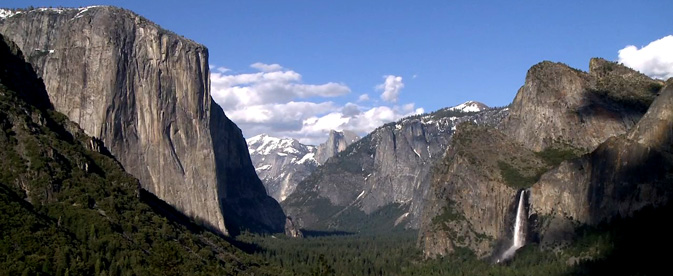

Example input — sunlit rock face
[419,59,665,259]
[284,103,507,232]
[0,6,286,234]
[247,134,319,202]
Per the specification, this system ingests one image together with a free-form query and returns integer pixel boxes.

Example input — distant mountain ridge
[282,101,505,232]
[247,134,318,202]
[247,130,360,202]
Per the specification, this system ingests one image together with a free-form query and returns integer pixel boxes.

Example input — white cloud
[294,104,424,145]
[211,64,424,145]
[618,35,673,80]
[357,94,370,102]
[250,62,284,72]
[377,75,404,103]
[211,68,349,110]
[215,66,231,73]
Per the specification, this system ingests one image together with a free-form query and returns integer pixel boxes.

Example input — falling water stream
[498,190,527,262]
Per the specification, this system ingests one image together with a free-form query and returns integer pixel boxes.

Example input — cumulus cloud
[295,104,424,145]
[357,94,370,102]
[211,69,349,110]
[377,75,404,103]
[618,35,673,80]
[250,62,284,72]
[215,66,231,73]
[211,64,423,145]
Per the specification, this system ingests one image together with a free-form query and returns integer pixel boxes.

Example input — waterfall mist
[497,190,527,263]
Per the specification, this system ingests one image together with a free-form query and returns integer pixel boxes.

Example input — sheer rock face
[283,106,508,231]
[530,80,673,229]
[418,122,558,258]
[284,216,304,238]
[419,59,665,258]
[315,130,360,164]
[0,6,285,234]
[500,59,659,152]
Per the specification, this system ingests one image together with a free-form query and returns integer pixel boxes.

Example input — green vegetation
[498,161,545,189]
[237,203,673,276]
[431,200,464,228]
[535,146,581,167]
[0,42,278,274]
[590,71,662,113]
[241,231,421,276]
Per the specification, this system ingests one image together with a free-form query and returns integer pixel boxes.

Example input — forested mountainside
[0,32,282,275]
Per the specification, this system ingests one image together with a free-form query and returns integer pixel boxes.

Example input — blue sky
[2,1,672,144]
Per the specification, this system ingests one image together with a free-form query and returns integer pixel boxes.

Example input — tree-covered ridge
[0,33,278,276]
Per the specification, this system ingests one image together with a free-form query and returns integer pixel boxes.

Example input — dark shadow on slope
[571,202,673,275]
[585,138,672,224]
[0,33,53,111]
[139,188,205,233]
[139,188,265,254]
[300,229,355,238]
[209,101,286,236]
[584,84,673,225]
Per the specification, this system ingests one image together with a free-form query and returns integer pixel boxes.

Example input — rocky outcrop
[283,104,507,231]
[419,59,665,259]
[247,134,318,202]
[500,59,661,152]
[0,6,285,234]
[530,79,673,231]
[419,123,549,258]
[315,130,360,164]
[284,216,304,238]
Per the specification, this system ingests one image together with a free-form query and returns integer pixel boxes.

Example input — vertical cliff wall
[0,6,284,234]
[419,59,664,258]
[530,80,673,227]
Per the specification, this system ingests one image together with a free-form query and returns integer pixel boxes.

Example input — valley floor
[239,203,673,276]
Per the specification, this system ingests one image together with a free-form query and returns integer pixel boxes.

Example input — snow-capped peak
[0,9,20,19]
[448,101,489,113]
[247,134,297,155]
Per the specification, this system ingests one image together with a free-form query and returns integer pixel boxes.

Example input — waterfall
[498,190,527,263]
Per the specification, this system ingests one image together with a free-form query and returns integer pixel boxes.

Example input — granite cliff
[419,59,665,258]
[0,6,285,234]
[0,33,277,275]
[530,79,673,246]
[283,103,504,232]
[315,130,360,164]
[247,130,358,203]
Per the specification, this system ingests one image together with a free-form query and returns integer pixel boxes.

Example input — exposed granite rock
[418,123,548,258]
[0,6,285,234]
[500,59,661,152]
[283,105,508,231]
[247,134,318,202]
[284,216,304,238]
[420,59,665,259]
[530,80,673,227]
[315,130,360,164]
